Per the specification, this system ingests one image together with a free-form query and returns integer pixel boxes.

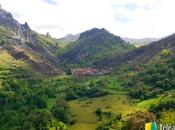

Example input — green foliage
[126,54,175,100]
[159,111,175,125]
[0,67,69,130]
[58,28,135,68]
[65,81,109,100]
[96,114,123,130]
[35,33,61,54]
[149,99,175,117]
[33,110,52,130]
[161,49,171,57]
[0,26,13,46]
[51,98,75,125]
[128,83,163,100]
[95,108,102,116]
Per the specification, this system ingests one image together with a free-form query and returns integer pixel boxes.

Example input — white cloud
[0,0,175,38]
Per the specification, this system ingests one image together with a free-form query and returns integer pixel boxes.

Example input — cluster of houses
[71,67,112,76]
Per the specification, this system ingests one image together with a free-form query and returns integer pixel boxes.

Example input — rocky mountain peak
[78,28,124,44]
[46,32,51,38]
[79,28,107,39]
[0,7,32,41]
[22,22,30,31]
[0,7,13,19]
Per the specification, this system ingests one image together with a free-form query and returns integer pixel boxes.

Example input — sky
[0,0,175,38]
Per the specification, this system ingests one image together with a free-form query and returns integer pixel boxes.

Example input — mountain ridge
[0,7,63,75]
[58,28,135,68]
[122,37,159,47]
[94,33,175,68]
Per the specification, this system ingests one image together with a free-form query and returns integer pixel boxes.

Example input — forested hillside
[58,28,135,68]
[94,33,175,68]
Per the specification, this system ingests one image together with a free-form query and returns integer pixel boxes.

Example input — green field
[69,94,142,130]
[64,75,142,130]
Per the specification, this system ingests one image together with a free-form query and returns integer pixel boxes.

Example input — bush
[36,96,47,109]
[96,114,123,130]
[65,83,109,100]
[124,112,156,130]
[44,87,56,98]
[149,99,175,116]
[51,98,71,123]
[161,49,170,57]
[95,108,102,116]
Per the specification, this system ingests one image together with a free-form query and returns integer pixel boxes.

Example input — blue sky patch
[112,3,150,11]
[114,15,132,24]
[124,3,138,11]
[42,0,58,5]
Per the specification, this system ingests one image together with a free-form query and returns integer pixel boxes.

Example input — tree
[124,112,156,130]
[161,49,170,57]
[36,96,47,109]
[34,110,52,130]
[51,98,70,123]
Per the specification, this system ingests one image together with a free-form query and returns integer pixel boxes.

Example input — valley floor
[69,94,142,130]
[62,75,140,130]
[64,75,175,130]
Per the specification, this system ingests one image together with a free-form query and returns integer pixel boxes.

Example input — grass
[69,94,140,118]
[159,111,175,125]
[67,75,143,130]
[40,75,175,130]
[47,98,56,110]
[44,75,141,130]
[69,93,142,130]
[70,123,96,130]
[137,97,161,109]
[137,90,175,109]
[0,50,26,69]
[0,50,27,87]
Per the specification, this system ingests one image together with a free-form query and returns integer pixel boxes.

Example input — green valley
[0,4,175,130]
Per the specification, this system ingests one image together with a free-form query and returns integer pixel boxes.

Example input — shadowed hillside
[94,33,175,68]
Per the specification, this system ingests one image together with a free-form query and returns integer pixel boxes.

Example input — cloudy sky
[0,0,175,38]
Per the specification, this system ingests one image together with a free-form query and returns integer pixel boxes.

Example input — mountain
[58,28,135,67]
[56,34,80,48]
[59,34,80,42]
[0,7,63,75]
[94,33,175,67]
[122,37,159,47]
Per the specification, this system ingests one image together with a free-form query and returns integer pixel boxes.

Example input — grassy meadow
[62,75,142,130]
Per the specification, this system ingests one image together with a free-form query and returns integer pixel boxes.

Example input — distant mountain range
[59,34,80,42]
[122,37,159,47]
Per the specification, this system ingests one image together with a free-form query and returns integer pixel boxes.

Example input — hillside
[94,33,175,68]
[0,7,63,75]
[58,28,135,67]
